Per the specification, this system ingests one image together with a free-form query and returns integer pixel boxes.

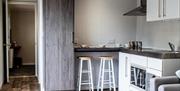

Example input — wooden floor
[0,76,40,91]
[0,76,117,91]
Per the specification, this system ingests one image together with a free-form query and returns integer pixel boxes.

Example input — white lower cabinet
[147,57,180,76]
[119,53,131,91]
[147,57,162,71]
[119,52,180,91]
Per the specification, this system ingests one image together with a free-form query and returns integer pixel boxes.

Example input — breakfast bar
[75,47,180,59]
[74,47,180,90]
[75,48,120,90]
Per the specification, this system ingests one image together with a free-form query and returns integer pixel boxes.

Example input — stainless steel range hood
[123,0,146,16]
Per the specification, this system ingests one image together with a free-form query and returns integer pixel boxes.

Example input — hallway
[9,65,35,77]
[0,76,40,91]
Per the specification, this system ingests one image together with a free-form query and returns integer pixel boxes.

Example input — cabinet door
[119,53,130,91]
[164,0,180,19]
[147,0,163,21]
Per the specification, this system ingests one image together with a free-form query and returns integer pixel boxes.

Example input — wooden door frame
[4,1,38,82]
[2,0,7,83]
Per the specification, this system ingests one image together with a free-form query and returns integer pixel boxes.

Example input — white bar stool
[97,56,116,91]
[78,57,94,91]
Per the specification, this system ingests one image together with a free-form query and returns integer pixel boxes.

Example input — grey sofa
[150,76,180,91]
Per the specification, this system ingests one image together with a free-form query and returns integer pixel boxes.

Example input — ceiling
[8,0,37,2]
[9,4,35,12]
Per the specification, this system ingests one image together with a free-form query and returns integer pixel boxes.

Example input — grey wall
[0,0,3,89]
[11,9,35,65]
[75,0,180,50]
[136,17,180,50]
[75,0,137,45]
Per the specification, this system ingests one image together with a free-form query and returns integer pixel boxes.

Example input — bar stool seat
[99,56,113,60]
[77,56,94,91]
[97,56,116,91]
[79,57,91,60]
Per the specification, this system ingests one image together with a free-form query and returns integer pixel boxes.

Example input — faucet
[168,42,175,52]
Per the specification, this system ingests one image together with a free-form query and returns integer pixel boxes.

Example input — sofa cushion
[158,84,180,91]
[176,70,180,79]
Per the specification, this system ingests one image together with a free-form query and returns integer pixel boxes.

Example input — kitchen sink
[141,48,180,54]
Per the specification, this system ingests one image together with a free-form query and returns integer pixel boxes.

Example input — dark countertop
[74,47,180,59]
[74,48,121,52]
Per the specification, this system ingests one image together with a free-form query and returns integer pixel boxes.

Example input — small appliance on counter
[128,41,143,50]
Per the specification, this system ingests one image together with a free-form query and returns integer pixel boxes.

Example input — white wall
[75,0,137,45]
[11,9,35,65]
[136,17,180,50]
[0,0,4,89]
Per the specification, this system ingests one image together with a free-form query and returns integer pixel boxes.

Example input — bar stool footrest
[82,70,90,73]
[81,83,92,85]
[104,70,112,72]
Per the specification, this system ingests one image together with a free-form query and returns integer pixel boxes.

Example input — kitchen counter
[121,48,180,59]
[74,48,121,52]
[74,47,180,59]
[74,47,180,90]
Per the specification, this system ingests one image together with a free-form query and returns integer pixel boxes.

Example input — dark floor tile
[9,65,35,76]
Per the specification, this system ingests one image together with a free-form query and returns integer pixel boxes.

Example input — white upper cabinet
[147,0,163,21]
[147,0,180,21]
[164,0,180,19]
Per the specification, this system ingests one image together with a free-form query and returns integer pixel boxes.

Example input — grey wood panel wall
[44,0,74,90]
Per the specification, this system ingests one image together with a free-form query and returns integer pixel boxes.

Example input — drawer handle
[158,0,161,17]
[163,0,166,17]
[125,57,128,77]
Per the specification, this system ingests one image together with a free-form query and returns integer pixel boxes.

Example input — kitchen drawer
[148,57,162,71]
[130,54,147,67]
[147,68,162,77]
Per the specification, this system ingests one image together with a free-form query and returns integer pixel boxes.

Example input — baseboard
[39,79,45,91]
[23,63,35,65]
[0,81,3,90]
[40,84,45,91]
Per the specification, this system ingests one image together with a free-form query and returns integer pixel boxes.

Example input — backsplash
[75,0,180,51]
[75,0,137,46]
[136,17,180,51]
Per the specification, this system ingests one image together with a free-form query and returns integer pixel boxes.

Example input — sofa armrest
[158,84,180,91]
[150,76,180,91]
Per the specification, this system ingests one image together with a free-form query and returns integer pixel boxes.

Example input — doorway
[4,1,38,82]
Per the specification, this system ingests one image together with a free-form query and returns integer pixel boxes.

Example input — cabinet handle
[158,0,161,17]
[72,32,74,43]
[163,0,166,17]
[125,57,128,77]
